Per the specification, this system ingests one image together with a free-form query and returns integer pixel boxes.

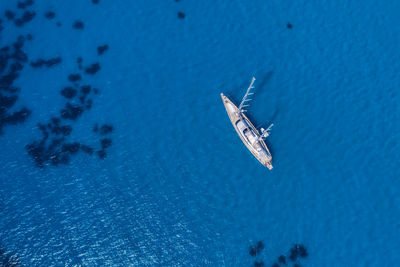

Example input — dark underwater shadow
[228,71,274,103]
[251,71,277,158]
[254,71,274,94]
[0,245,21,267]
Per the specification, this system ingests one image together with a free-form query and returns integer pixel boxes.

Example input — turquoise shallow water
[0,0,399,266]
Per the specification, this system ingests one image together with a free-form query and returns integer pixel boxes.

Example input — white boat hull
[221,93,273,169]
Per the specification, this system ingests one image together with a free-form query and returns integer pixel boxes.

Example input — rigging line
[238,77,256,112]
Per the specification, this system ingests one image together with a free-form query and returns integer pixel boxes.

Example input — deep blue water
[0,0,399,266]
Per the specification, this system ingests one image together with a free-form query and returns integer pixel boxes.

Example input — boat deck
[221,93,273,169]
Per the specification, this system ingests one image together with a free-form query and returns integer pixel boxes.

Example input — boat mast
[258,123,274,141]
[238,77,256,113]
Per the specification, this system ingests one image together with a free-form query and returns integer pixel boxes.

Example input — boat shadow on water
[236,71,278,161]
[231,71,274,103]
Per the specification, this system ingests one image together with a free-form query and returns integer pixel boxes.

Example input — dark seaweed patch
[58,126,72,136]
[289,244,308,261]
[62,142,80,154]
[92,0,100,4]
[68,73,81,82]
[60,87,77,99]
[177,12,185,19]
[247,242,308,266]
[73,20,84,30]
[14,11,36,27]
[30,57,61,68]
[26,111,92,167]
[254,261,264,267]
[0,95,17,110]
[10,62,23,72]
[286,23,293,29]
[2,107,31,125]
[80,144,93,154]
[18,0,34,9]
[92,123,114,159]
[77,57,83,69]
[5,10,15,20]
[85,63,100,74]
[26,47,114,167]
[27,121,83,167]
[249,247,257,256]
[26,33,32,40]
[277,255,286,264]
[101,138,112,149]
[97,44,109,55]
[100,124,113,135]
[0,35,32,134]
[80,85,91,95]
[60,103,84,120]
[249,241,264,257]
[85,99,92,109]
[79,95,86,104]
[56,22,61,27]
[97,149,107,159]
[44,11,55,19]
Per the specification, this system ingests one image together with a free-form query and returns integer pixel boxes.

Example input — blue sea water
[0,0,399,266]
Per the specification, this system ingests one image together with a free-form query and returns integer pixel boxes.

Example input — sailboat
[221,77,273,169]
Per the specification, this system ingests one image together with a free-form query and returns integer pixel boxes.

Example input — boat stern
[265,161,273,170]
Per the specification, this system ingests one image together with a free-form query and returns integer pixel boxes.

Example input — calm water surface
[0,0,399,266]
